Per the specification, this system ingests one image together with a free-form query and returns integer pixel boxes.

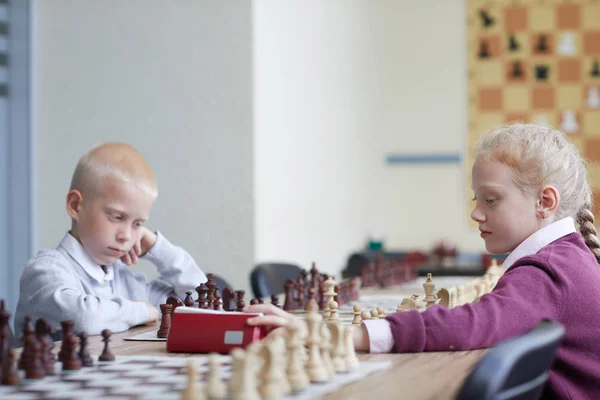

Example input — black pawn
[196,284,209,309]
[508,35,519,52]
[37,329,55,375]
[62,332,81,371]
[98,329,115,362]
[536,35,549,53]
[0,299,10,367]
[184,291,195,307]
[213,289,222,311]
[235,290,246,312]
[18,316,34,370]
[1,348,20,385]
[35,318,55,363]
[511,61,523,78]
[479,9,495,28]
[25,336,46,379]
[591,60,600,78]
[270,295,281,309]
[478,40,490,59]
[59,320,75,363]
[78,332,94,367]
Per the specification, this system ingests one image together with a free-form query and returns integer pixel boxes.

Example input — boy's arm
[18,252,152,336]
[141,231,207,305]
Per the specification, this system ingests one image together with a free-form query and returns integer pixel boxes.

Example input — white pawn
[181,361,206,400]
[344,325,360,370]
[352,304,362,325]
[229,346,261,400]
[320,322,335,378]
[376,306,385,318]
[396,297,417,312]
[286,319,310,391]
[240,343,262,400]
[410,294,423,309]
[328,301,339,325]
[259,336,287,399]
[370,309,379,319]
[561,110,579,134]
[329,323,347,373]
[423,273,437,309]
[323,277,337,319]
[557,32,576,56]
[207,353,226,399]
[361,310,371,320]
[535,114,550,128]
[588,87,600,109]
[305,301,329,383]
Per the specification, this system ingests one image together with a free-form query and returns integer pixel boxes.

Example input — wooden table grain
[77,325,486,400]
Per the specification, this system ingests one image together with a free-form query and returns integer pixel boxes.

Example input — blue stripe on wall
[385,153,462,165]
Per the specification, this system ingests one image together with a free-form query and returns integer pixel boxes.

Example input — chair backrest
[456,319,565,400]
[250,263,303,299]
[211,274,232,292]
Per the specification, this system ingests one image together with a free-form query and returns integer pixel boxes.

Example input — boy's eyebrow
[104,206,148,221]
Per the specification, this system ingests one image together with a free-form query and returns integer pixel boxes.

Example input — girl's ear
[537,185,560,219]
[66,190,84,220]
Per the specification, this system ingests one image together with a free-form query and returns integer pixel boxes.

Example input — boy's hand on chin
[120,227,157,266]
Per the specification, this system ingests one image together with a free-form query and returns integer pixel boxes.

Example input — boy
[15,143,207,335]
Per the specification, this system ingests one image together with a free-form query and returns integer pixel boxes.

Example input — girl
[245,123,600,400]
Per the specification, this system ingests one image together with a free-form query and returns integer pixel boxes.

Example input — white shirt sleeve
[15,251,150,336]
[362,318,395,353]
[142,231,207,305]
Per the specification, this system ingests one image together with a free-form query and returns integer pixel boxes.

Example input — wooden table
[79,325,486,400]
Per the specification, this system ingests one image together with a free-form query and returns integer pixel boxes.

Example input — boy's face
[471,160,540,254]
[70,177,155,265]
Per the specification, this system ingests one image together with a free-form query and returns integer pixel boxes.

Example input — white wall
[363,1,484,253]
[254,1,374,276]
[34,1,487,294]
[34,1,255,291]
[254,0,486,278]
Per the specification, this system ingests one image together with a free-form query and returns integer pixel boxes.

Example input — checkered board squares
[0,355,392,400]
[466,0,600,226]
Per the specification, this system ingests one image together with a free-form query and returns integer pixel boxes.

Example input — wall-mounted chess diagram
[466,0,600,225]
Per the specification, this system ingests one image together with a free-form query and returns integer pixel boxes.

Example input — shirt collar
[503,217,576,269]
[58,232,114,283]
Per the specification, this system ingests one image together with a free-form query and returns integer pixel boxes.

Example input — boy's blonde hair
[474,123,600,262]
[70,142,158,199]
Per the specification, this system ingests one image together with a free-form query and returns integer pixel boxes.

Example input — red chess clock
[166,307,267,354]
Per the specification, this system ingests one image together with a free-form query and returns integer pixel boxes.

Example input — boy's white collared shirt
[60,233,115,283]
[364,216,576,353]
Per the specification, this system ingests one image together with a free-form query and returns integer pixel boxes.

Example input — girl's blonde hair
[474,123,600,262]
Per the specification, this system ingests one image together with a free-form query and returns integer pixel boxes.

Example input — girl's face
[471,160,541,254]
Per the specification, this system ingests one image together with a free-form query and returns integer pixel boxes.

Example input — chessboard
[1,295,394,400]
[466,0,600,224]
[0,354,391,400]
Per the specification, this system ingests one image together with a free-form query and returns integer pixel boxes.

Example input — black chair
[456,319,565,400]
[249,263,303,299]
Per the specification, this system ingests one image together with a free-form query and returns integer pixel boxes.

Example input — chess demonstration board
[466,0,600,224]
[0,355,391,400]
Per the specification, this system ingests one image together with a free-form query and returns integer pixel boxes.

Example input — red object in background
[166,308,267,354]
[481,253,492,269]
